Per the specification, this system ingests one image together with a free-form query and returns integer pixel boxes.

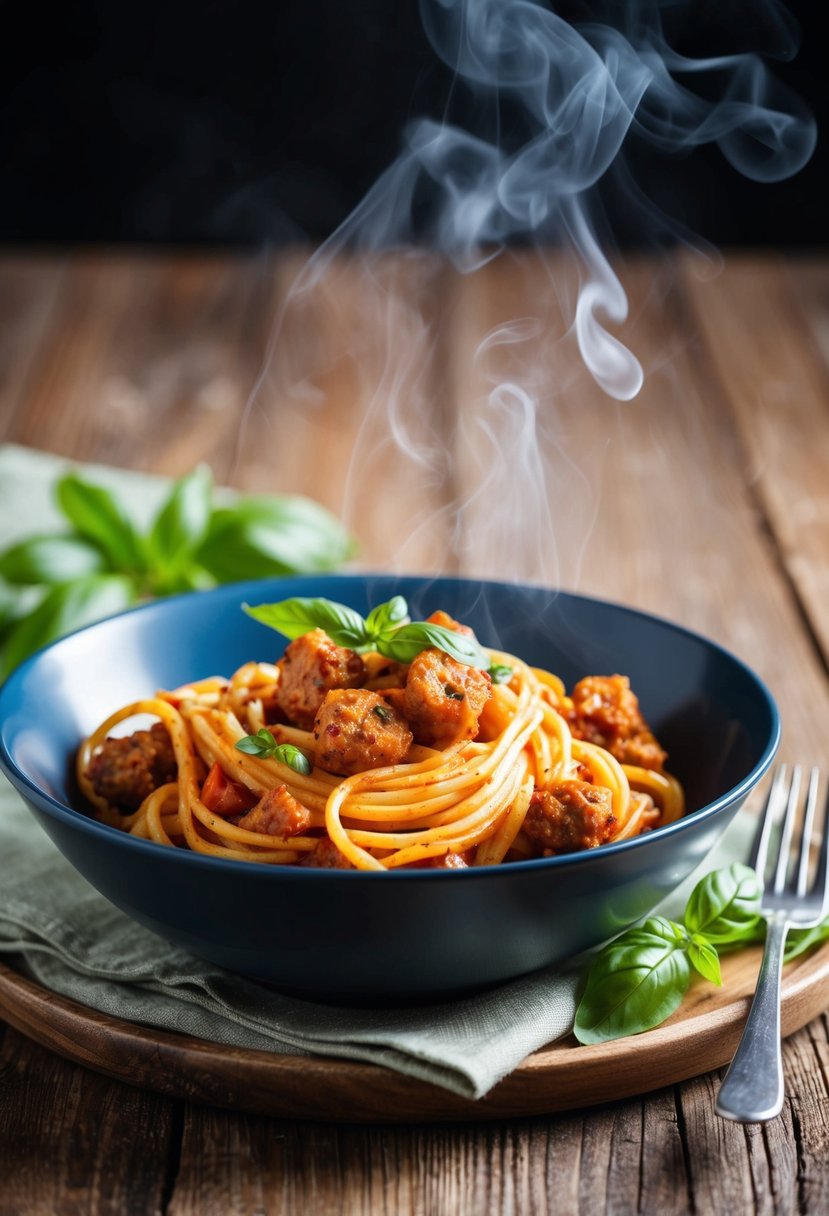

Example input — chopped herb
[444,685,465,701]
[488,664,514,684]
[372,704,393,721]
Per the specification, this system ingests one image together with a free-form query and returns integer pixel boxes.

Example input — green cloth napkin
[0,444,754,1099]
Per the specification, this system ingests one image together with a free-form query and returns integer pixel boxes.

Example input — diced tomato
[200,762,259,816]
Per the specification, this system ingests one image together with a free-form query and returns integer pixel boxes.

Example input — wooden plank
[0,1027,175,1216]
[228,251,456,572]
[4,250,455,573]
[679,253,829,668]
[788,260,829,371]
[678,1071,775,1214]
[5,252,274,483]
[2,941,829,1125]
[0,255,67,439]
[443,252,829,766]
[789,1015,829,1212]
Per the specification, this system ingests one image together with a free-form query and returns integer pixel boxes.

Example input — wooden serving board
[1,944,828,1124]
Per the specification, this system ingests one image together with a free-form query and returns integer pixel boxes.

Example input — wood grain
[679,253,829,671]
[0,1028,176,1216]
[1,250,828,1213]
[1,938,828,1125]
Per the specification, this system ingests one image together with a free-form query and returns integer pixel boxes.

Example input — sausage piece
[404,649,491,749]
[300,837,354,868]
[275,628,366,730]
[313,688,413,776]
[86,722,177,811]
[523,780,616,855]
[236,784,312,836]
[562,675,667,772]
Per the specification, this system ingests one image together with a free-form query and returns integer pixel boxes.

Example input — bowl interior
[2,574,777,826]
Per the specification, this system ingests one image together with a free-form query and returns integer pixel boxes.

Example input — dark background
[1,0,824,248]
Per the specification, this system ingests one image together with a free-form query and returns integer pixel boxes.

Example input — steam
[303,0,815,399]
[237,0,815,581]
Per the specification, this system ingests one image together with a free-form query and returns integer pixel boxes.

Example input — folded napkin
[0,444,753,1099]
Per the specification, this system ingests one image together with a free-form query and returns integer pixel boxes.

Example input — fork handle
[715,915,789,1123]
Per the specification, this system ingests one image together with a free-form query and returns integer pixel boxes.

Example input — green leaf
[55,473,144,573]
[243,598,369,649]
[146,466,213,584]
[688,935,723,986]
[234,731,312,775]
[365,596,409,640]
[235,728,281,756]
[0,575,136,678]
[684,863,763,944]
[0,535,107,585]
[377,621,489,668]
[195,495,353,583]
[573,916,691,1044]
[0,583,45,649]
[785,919,829,962]
[488,664,514,684]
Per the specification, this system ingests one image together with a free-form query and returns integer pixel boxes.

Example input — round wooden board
[1,944,828,1123]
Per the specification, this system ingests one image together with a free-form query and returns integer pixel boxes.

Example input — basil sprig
[575,917,693,1044]
[683,862,763,944]
[244,595,490,669]
[574,861,829,1045]
[0,468,352,679]
[235,729,312,775]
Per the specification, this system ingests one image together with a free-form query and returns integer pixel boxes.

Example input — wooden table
[1,250,828,1213]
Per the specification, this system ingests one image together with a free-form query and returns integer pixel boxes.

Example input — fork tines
[750,765,829,915]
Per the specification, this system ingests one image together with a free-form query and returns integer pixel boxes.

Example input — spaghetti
[77,604,684,871]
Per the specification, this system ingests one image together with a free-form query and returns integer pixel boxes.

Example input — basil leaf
[365,596,409,640]
[234,728,278,756]
[573,916,691,1044]
[488,664,514,684]
[684,863,763,944]
[785,919,829,962]
[235,731,312,775]
[56,474,144,573]
[196,495,353,583]
[688,935,722,986]
[0,580,24,640]
[0,575,136,678]
[0,535,107,585]
[243,598,369,649]
[147,466,212,583]
[378,622,489,668]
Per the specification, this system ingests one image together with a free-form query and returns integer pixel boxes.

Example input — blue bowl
[0,575,779,1000]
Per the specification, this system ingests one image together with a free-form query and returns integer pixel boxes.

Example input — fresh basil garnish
[573,858,829,1045]
[243,598,368,649]
[684,862,763,944]
[574,916,692,1045]
[245,595,490,669]
[235,729,312,775]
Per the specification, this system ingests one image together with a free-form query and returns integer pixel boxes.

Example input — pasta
[77,603,684,871]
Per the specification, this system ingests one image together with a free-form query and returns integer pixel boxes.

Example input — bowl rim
[0,573,781,880]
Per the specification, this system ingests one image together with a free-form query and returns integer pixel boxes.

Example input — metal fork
[716,765,829,1123]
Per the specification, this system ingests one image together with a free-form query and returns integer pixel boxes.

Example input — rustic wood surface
[3,936,829,1125]
[1,249,828,1212]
